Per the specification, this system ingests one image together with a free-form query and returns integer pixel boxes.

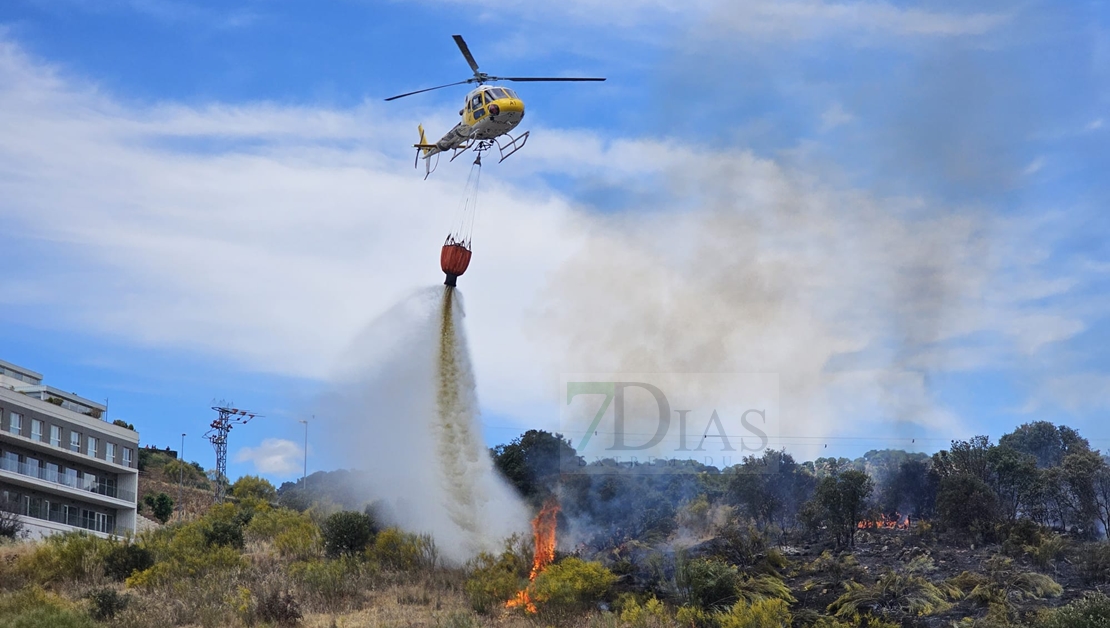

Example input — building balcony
[0,430,137,475]
[0,456,136,505]
[15,508,125,538]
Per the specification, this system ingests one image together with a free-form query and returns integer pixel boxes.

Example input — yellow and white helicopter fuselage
[415,85,527,175]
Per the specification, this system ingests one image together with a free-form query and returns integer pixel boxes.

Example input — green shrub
[530,557,616,614]
[126,521,246,589]
[245,507,320,559]
[143,493,174,524]
[85,588,129,621]
[288,559,362,610]
[1026,534,1069,570]
[203,519,244,549]
[803,551,867,582]
[104,542,153,581]
[464,551,526,614]
[717,598,792,628]
[1075,542,1110,584]
[619,595,669,628]
[828,572,952,619]
[676,605,712,628]
[1034,592,1110,628]
[17,532,113,584]
[679,558,742,611]
[371,527,438,571]
[321,511,374,558]
[230,475,277,501]
[0,587,96,628]
[957,557,1063,607]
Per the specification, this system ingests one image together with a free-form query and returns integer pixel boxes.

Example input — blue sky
[0,0,1108,485]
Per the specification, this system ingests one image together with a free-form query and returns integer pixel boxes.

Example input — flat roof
[14,385,107,412]
[0,359,43,381]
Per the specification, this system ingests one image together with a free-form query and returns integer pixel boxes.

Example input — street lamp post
[298,419,308,491]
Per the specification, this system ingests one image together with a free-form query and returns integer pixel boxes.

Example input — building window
[31,419,43,441]
[105,442,116,463]
[50,425,61,447]
[70,431,81,452]
[122,447,133,467]
[87,436,98,458]
[7,413,21,436]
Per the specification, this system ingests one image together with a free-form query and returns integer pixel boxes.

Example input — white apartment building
[0,358,140,538]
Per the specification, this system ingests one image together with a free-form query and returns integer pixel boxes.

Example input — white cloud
[1023,156,1045,175]
[235,438,303,475]
[0,36,1096,451]
[820,102,855,131]
[1086,118,1104,131]
[422,0,1009,40]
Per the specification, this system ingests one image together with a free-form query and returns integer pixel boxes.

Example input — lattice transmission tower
[205,403,261,502]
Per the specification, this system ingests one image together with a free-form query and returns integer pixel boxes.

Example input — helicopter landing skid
[448,131,531,165]
[491,131,529,163]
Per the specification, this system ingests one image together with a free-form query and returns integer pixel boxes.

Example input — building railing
[0,457,135,502]
[15,499,124,536]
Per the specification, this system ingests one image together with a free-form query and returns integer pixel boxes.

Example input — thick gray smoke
[534,152,1025,457]
[316,287,528,562]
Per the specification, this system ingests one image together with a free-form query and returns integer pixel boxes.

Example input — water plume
[318,286,527,563]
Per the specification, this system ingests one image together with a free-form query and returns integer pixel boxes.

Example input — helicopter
[385,35,605,178]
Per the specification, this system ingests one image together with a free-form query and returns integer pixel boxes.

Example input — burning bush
[528,557,616,615]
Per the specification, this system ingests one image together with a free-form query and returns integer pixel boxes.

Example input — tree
[999,421,1090,468]
[320,511,375,558]
[936,474,998,539]
[143,493,174,524]
[492,430,580,503]
[932,436,993,483]
[1059,451,1103,538]
[728,449,815,530]
[230,475,277,501]
[881,458,938,518]
[1094,458,1110,537]
[0,495,23,539]
[987,445,1039,521]
[112,419,135,431]
[810,469,873,547]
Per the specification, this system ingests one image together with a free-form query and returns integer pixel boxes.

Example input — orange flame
[506,498,560,614]
[857,512,911,530]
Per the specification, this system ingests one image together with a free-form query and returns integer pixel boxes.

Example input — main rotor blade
[500,77,607,82]
[453,35,481,75]
[384,80,472,101]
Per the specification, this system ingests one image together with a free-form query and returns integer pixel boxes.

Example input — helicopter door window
[470,94,482,110]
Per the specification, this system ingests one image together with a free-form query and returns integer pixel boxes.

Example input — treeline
[482,421,1110,549]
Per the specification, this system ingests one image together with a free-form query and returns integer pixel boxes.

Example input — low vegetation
[0,420,1106,626]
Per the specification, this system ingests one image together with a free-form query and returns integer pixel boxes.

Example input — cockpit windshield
[503,88,518,99]
[487,87,508,100]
